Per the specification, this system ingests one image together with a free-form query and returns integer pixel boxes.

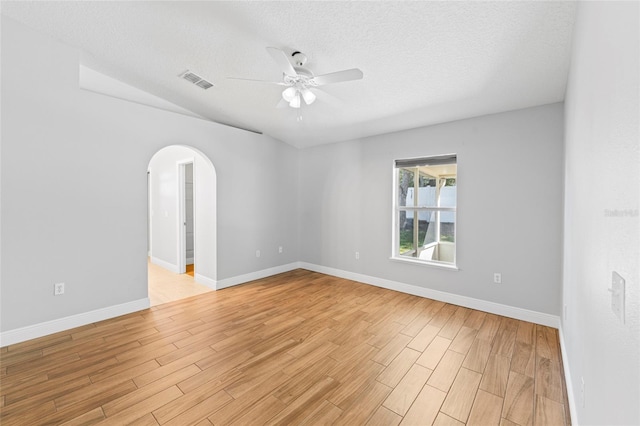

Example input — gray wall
[299,103,565,315]
[563,2,639,424]
[0,17,300,332]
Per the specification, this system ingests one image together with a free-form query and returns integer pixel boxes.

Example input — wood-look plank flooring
[0,269,570,425]
[148,259,211,306]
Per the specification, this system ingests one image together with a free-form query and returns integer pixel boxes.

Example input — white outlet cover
[54,282,65,295]
[611,271,625,323]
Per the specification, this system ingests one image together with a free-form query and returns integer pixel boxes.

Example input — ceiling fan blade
[314,88,343,108]
[312,68,363,86]
[266,47,298,77]
[227,77,285,85]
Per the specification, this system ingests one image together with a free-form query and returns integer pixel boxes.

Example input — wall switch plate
[278,246,283,254]
[493,273,502,284]
[255,250,261,258]
[580,377,585,407]
[355,252,360,260]
[54,282,65,296]
[610,271,625,323]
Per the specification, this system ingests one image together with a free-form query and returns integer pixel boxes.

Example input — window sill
[389,256,459,271]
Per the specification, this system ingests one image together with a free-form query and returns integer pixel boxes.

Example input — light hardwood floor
[148,260,212,306]
[0,269,570,425]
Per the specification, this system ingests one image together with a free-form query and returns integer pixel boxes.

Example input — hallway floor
[148,259,212,306]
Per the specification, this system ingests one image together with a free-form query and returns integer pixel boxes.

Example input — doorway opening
[147,145,217,306]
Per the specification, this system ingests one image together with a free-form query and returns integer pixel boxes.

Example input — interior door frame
[177,158,195,275]
[147,169,152,258]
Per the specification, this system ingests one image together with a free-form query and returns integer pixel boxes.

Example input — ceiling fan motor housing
[291,51,308,67]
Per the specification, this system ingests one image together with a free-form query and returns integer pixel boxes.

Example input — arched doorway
[147,145,217,306]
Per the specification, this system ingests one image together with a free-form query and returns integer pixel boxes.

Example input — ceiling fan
[229,47,363,109]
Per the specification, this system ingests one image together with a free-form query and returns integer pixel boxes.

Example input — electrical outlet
[493,273,502,284]
[255,250,261,258]
[580,377,585,408]
[610,271,625,323]
[564,304,568,321]
[355,251,360,260]
[54,282,65,296]
[278,246,283,254]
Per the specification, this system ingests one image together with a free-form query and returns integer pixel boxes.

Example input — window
[393,154,457,267]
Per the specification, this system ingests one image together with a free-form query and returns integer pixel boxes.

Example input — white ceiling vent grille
[179,70,213,90]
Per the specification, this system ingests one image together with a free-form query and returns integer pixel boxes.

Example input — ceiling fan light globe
[282,87,297,102]
[301,89,316,105]
[289,94,301,108]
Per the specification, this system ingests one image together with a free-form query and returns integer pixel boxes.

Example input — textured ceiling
[1,1,577,148]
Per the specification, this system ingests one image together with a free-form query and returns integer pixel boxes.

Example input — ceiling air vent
[179,70,213,90]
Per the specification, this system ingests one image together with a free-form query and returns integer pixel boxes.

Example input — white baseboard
[298,262,560,328]
[151,256,178,273]
[216,262,300,290]
[0,298,150,347]
[194,273,216,290]
[558,326,578,425]
[1,261,559,347]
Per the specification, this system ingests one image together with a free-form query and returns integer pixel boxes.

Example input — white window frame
[391,154,458,270]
